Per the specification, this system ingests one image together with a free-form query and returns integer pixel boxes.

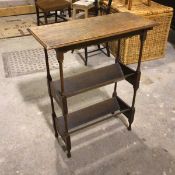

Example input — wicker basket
[102,0,173,64]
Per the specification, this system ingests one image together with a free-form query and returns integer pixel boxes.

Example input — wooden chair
[72,0,111,65]
[100,0,113,14]
[72,0,95,19]
[125,0,151,10]
[34,0,72,25]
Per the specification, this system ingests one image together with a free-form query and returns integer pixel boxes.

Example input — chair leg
[55,11,57,23]
[35,6,40,26]
[60,10,64,16]
[44,12,48,24]
[66,135,71,158]
[85,47,88,66]
[106,42,110,57]
[68,7,72,17]
[85,9,88,18]
[73,8,76,19]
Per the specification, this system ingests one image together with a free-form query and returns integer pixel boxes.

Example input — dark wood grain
[55,97,121,136]
[50,63,124,98]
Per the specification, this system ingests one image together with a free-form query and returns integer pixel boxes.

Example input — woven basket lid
[102,0,173,16]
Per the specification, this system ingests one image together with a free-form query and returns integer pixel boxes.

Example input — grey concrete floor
[0,30,175,175]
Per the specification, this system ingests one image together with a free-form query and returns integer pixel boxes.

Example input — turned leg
[36,6,40,26]
[112,39,121,98]
[68,7,72,17]
[128,0,132,10]
[106,42,110,57]
[85,9,88,18]
[44,12,48,24]
[73,8,76,19]
[128,31,147,130]
[55,11,57,23]
[56,50,71,158]
[62,96,71,158]
[112,83,117,97]
[44,49,58,137]
[147,0,151,6]
[125,0,128,5]
[94,0,98,16]
[84,47,88,66]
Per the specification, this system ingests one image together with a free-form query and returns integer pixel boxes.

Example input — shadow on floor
[168,29,175,47]
[17,64,112,133]
[17,50,175,175]
[17,71,175,175]
[53,118,175,175]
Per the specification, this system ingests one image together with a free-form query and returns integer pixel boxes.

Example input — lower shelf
[55,97,130,140]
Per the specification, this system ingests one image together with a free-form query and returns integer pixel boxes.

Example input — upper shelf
[28,12,157,50]
[50,63,125,98]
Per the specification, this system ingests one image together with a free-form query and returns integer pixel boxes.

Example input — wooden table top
[28,12,156,50]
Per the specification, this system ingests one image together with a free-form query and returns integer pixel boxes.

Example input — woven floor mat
[2,48,59,77]
[0,1,34,8]
[0,13,70,39]
[0,14,37,39]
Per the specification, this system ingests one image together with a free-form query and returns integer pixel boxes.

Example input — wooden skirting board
[0,5,36,17]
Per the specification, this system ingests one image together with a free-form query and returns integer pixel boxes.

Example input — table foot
[128,124,132,131]
[106,42,110,57]
[85,47,88,66]
[55,132,58,138]
[67,151,71,158]
[52,113,58,138]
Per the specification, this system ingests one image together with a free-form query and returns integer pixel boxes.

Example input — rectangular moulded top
[28,12,156,50]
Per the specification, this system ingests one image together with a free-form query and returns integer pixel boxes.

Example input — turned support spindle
[128,0,132,10]
[147,0,151,6]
